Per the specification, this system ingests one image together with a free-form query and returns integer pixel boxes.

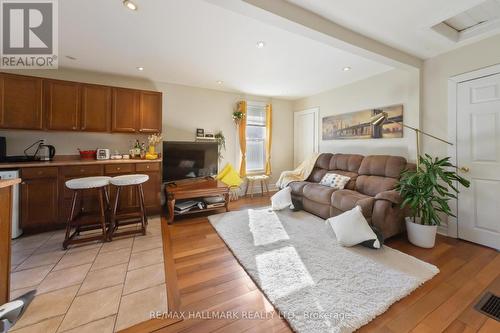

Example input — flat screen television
[162,141,218,182]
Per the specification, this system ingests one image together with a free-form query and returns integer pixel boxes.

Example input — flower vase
[148,145,156,155]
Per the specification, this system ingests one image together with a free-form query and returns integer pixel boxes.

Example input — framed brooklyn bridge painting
[322,104,404,140]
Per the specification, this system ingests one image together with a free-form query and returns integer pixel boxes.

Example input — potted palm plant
[396,154,470,248]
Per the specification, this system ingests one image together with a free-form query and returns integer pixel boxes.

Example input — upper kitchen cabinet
[0,73,43,130]
[45,79,81,131]
[81,84,112,132]
[112,87,139,133]
[139,91,162,133]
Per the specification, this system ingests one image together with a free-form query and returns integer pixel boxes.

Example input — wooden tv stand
[165,178,230,224]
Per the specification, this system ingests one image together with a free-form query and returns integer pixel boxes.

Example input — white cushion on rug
[327,206,380,248]
[319,173,351,189]
[271,187,294,210]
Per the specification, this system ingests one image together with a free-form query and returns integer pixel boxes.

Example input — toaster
[96,148,111,160]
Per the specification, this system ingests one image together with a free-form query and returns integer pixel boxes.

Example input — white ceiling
[286,0,500,59]
[58,0,392,99]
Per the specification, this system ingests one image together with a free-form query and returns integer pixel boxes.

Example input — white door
[294,108,319,166]
[457,73,500,250]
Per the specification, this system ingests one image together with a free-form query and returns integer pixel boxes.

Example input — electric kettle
[39,144,56,161]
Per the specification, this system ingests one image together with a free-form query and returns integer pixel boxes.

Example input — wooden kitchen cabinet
[17,161,161,234]
[105,163,139,211]
[81,84,111,132]
[0,73,43,130]
[136,162,161,214]
[112,88,139,133]
[59,165,104,223]
[139,91,162,133]
[45,80,81,131]
[21,167,59,232]
[0,73,162,133]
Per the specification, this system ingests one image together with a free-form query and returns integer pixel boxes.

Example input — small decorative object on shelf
[232,110,245,125]
[146,133,162,160]
[196,128,204,137]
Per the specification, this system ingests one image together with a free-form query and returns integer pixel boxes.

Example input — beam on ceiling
[206,0,423,69]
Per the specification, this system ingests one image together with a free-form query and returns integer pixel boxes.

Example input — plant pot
[405,217,437,248]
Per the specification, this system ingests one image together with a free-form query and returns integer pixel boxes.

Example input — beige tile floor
[9,217,167,333]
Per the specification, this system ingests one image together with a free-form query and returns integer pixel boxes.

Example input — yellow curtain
[265,103,272,175]
[238,101,247,177]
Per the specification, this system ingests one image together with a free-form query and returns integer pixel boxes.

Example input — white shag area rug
[208,208,439,333]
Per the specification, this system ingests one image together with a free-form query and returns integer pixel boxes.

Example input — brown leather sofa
[289,153,411,239]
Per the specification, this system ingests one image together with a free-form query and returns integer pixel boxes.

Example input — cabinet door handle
[117,167,121,170]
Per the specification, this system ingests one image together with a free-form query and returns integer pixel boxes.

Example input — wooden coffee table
[165,178,230,224]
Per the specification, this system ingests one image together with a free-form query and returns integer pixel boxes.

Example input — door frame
[447,63,500,238]
[294,107,320,166]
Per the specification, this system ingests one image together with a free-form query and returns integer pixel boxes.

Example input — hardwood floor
[127,195,500,333]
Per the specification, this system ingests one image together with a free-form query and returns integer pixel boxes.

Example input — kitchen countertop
[0,156,161,169]
[0,178,21,188]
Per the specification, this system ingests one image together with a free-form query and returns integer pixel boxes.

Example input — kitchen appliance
[38,144,55,161]
[0,137,6,162]
[0,170,21,239]
[96,148,111,160]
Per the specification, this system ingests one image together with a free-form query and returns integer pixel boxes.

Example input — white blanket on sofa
[276,153,320,189]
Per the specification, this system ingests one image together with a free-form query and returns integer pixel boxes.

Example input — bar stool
[63,176,111,249]
[108,174,149,240]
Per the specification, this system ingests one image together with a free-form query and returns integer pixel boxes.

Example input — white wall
[422,34,500,157]
[293,68,420,162]
[0,68,294,184]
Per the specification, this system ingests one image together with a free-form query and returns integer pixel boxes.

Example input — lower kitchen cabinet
[21,167,59,232]
[19,162,161,233]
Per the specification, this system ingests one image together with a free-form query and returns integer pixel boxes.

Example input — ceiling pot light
[216,80,223,85]
[136,66,144,71]
[343,66,352,71]
[256,41,266,49]
[123,0,138,11]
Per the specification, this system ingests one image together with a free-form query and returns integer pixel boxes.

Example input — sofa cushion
[308,168,328,183]
[356,176,398,197]
[315,153,334,169]
[289,181,309,196]
[358,155,407,178]
[319,173,351,189]
[329,154,364,173]
[303,183,337,205]
[356,155,407,196]
[331,189,374,217]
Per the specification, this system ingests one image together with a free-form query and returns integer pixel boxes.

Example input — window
[246,103,267,173]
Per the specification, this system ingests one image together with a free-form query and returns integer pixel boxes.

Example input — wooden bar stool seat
[108,174,149,240]
[63,176,111,249]
[245,174,270,198]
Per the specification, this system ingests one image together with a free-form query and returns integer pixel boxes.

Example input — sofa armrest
[374,190,402,205]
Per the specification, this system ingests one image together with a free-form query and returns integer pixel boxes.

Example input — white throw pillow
[326,206,380,248]
[271,187,294,210]
[319,173,351,190]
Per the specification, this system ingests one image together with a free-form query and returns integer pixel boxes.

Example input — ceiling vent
[432,0,500,42]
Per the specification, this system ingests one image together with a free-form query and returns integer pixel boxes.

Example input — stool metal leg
[260,180,264,197]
